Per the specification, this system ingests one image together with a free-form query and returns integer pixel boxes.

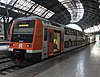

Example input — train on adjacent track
[8,16,90,66]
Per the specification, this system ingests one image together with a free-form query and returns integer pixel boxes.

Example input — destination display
[19,24,29,27]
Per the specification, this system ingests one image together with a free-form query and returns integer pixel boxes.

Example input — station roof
[0,0,100,30]
[76,0,100,30]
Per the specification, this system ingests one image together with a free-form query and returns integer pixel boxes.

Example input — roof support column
[3,15,9,40]
[3,16,7,40]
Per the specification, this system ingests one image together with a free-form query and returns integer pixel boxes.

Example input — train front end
[8,18,43,65]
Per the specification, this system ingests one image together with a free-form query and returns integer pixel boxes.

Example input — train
[8,16,90,66]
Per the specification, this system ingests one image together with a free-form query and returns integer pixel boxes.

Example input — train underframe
[8,50,42,66]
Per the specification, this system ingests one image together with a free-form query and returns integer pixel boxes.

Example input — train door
[48,29,54,56]
[54,31,61,54]
[42,28,48,59]
[48,29,64,56]
[61,31,64,52]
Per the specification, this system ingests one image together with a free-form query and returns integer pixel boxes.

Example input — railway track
[0,57,24,76]
[0,58,12,63]
[0,51,9,59]
[0,50,20,76]
[0,51,24,76]
[0,65,20,76]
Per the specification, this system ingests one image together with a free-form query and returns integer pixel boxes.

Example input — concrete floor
[5,42,100,77]
[0,45,8,51]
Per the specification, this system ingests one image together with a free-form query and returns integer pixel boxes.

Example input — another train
[8,16,90,65]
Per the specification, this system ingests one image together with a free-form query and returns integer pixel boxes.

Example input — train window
[77,32,79,36]
[75,32,76,35]
[74,41,77,45]
[68,29,72,35]
[44,28,47,41]
[71,31,73,35]
[64,41,67,48]
[64,42,66,48]
[73,31,75,35]
[72,41,74,46]
[68,41,71,47]
[64,28,72,35]
[67,29,70,35]
[13,20,35,34]
[50,32,53,42]
[43,21,50,24]
[64,29,67,35]
[43,21,47,24]
[64,41,69,48]
[11,20,35,43]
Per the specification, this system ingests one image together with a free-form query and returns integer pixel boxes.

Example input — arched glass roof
[0,0,84,23]
[11,0,55,18]
[0,0,55,19]
[58,0,84,23]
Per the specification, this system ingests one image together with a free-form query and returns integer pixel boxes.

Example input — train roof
[14,16,83,32]
[14,16,41,21]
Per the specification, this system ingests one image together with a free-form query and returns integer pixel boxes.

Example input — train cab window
[50,32,53,42]
[13,20,35,34]
[44,28,47,41]
[11,20,35,43]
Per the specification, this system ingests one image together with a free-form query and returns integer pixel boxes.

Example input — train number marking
[19,43,23,48]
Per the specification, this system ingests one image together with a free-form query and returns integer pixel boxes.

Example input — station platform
[0,42,9,51]
[0,45,8,51]
[5,42,100,77]
[0,43,9,59]
[0,41,9,45]
[0,41,9,51]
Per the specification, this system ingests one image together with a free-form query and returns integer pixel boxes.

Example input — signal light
[26,44,32,48]
[13,44,15,46]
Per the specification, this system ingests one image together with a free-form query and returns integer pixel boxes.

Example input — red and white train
[8,16,90,65]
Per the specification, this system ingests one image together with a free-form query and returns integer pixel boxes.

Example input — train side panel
[61,31,64,52]
[32,19,43,50]
[48,29,54,56]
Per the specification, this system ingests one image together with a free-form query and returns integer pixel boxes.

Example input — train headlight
[26,44,32,48]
